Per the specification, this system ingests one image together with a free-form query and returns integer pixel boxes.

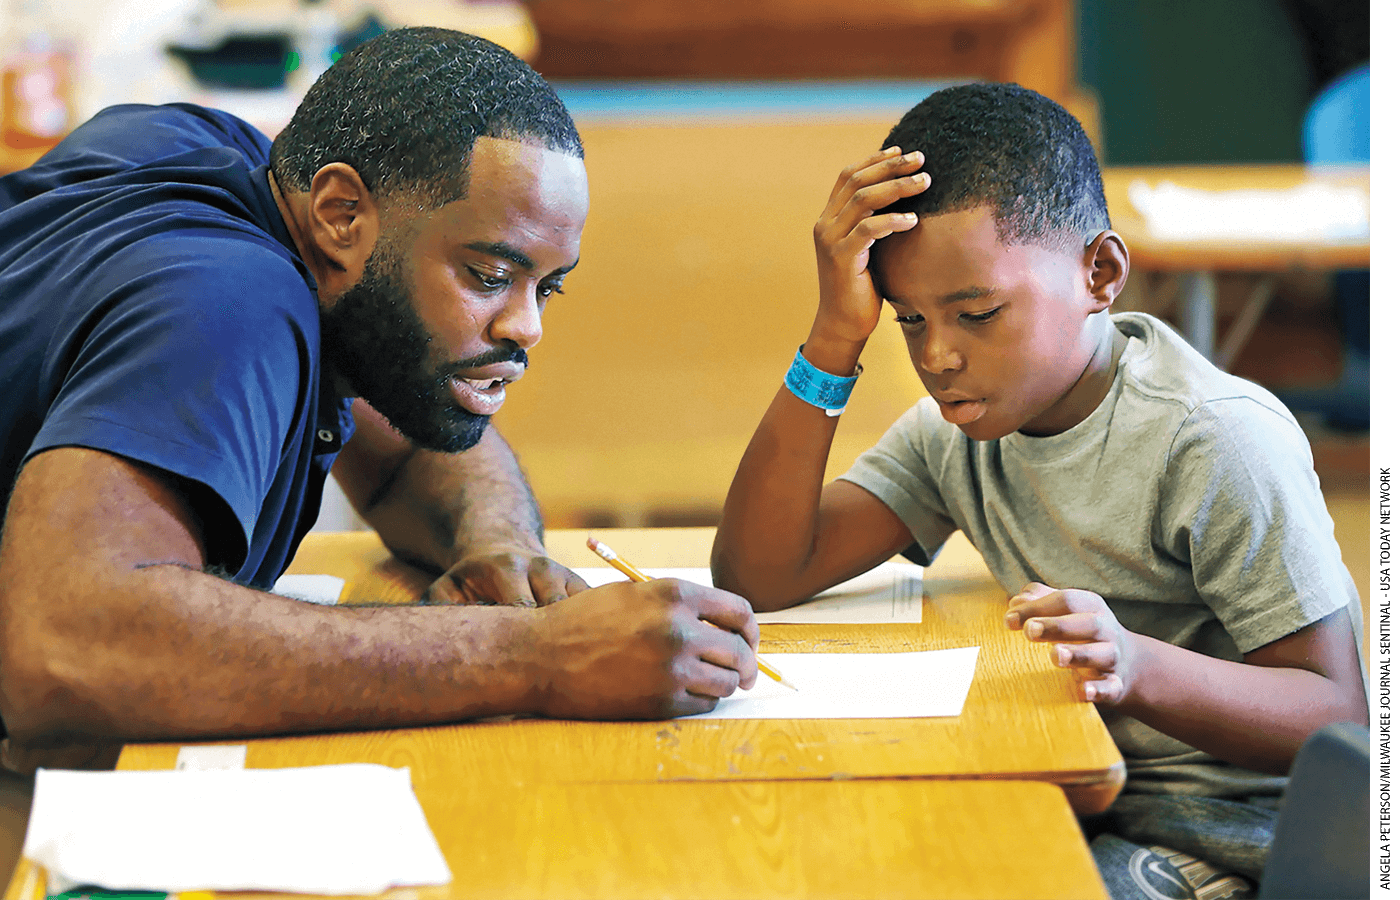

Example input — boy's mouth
[934,396,988,425]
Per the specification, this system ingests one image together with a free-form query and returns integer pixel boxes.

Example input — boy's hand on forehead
[809,146,929,352]
[1005,582,1143,705]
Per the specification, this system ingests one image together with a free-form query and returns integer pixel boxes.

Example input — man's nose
[490,286,544,350]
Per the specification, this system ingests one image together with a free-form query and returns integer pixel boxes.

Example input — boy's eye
[539,281,566,300]
[894,312,924,326]
[960,307,1001,324]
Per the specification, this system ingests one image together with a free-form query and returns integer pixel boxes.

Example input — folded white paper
[688,647,980,719]
[23,764,451,895]
[575,561,925,624]
[1128,178,1369,243]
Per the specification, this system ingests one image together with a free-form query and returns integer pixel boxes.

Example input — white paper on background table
[575,560,925,624]
[685,646,980,719]
[22,764,451,895]
[1128,178,1369,242]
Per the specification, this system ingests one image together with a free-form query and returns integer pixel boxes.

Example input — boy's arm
[1007,584,1367,775]
[333,400,584,607]
[712,147,929,610]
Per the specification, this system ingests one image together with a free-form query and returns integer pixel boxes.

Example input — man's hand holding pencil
[532,567,761,719]
[590,538,798,692]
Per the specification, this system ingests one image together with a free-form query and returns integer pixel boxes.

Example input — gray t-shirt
[840,311,1363,798]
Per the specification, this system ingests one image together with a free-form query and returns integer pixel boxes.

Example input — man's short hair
[881,82,1110,250]
[271,27,583,207]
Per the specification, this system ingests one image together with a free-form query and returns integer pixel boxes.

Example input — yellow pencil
[587,536,798,691]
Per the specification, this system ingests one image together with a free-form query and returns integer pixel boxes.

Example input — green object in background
[1077,0,1312,164]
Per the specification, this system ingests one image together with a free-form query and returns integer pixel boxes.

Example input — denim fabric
[1085,794,1278,899]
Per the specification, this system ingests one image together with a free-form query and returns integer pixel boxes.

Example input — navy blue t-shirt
[0,103,354,589]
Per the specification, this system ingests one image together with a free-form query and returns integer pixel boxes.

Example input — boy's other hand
[810,146,930,350]
[1006,582,1142,705]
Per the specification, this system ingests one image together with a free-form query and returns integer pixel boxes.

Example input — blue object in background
[1303,64,1369,165]
[549,80,961,122]
[1274,62,1369,430]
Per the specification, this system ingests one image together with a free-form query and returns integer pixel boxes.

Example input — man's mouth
[449,363,525,416]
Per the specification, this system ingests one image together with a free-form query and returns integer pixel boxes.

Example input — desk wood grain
[15,529,1117,899]
[10,779,1103,900]
[256,528,1124,812]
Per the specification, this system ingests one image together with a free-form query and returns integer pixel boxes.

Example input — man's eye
[539,282,566,299]
[472,270,508,289]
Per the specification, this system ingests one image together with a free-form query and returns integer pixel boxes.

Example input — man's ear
[1082,230,1129,313]
[306,163,379,277]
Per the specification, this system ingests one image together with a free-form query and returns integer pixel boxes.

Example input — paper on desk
[22,764,451,895]
[1128,178,1369,242]
[575,561,924,624]
[689,647,979,719]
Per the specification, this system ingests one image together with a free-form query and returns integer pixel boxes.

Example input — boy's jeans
[1083,794,1278,900]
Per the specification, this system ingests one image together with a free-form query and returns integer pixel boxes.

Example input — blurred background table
[1102,163,1369,368]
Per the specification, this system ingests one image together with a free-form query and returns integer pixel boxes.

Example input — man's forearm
[360,425,545,572]
[0,563,543,769]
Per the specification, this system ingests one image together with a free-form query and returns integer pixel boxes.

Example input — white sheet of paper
[272,573,345,605]
[575,561,924,624]
[687,647,979,719]
[1128,178,1369,243]
[23,764,452,895]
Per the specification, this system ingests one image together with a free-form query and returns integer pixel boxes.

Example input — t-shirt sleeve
[1157,397,1357,654]
[837,399,959,564]
[25,235,314,571]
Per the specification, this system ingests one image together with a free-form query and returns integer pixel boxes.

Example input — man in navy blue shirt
[0,27,758,776]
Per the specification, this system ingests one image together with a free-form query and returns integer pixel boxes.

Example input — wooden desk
[1101,164,1369,367]
[163,527,1124,813]
[6,779,1106,900]
[6,528,1116,899]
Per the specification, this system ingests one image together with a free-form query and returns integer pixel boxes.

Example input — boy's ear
[1082,230,1130,313]
[306,163,380,278]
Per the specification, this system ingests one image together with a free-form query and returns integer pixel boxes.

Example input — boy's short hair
[880,82,1110,251]
[271,27,583,209]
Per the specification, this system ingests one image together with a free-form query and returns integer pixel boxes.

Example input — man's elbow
[0,613,121,769]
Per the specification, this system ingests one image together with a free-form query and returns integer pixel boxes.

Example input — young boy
[711,83,1366,899]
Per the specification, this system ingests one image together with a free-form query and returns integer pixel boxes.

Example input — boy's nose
[921,335,964,373]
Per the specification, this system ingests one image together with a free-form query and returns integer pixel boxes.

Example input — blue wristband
[784,345,862,416]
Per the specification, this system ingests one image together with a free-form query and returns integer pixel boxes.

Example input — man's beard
[319,245,527,453]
